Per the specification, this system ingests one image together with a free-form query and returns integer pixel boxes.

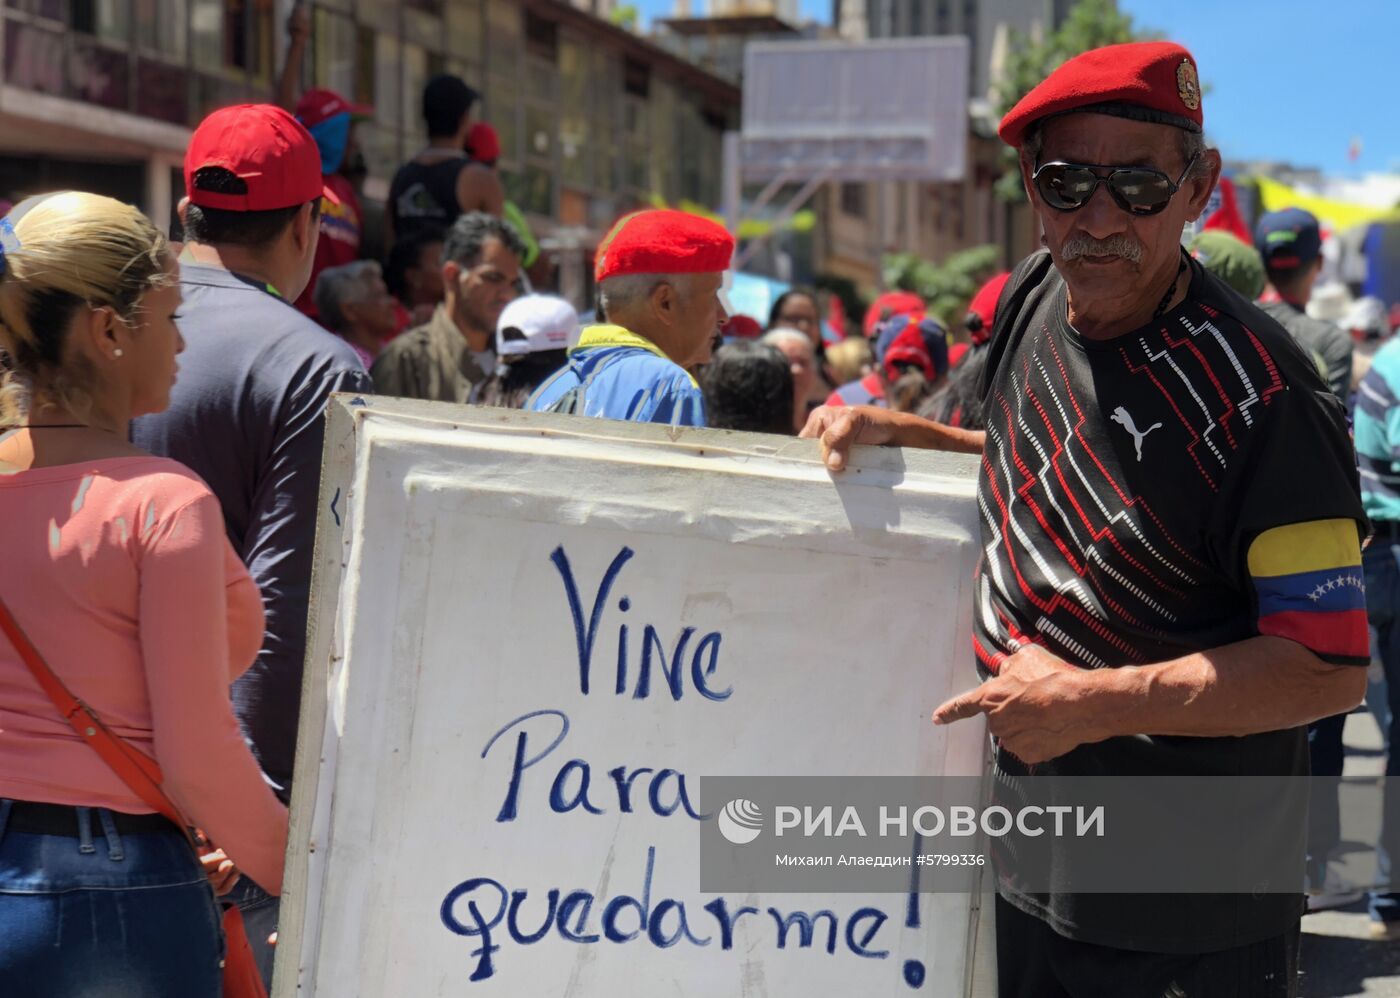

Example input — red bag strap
[0,595,193,843]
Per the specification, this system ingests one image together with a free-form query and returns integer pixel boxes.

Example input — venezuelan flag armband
[1247,518,1369,664]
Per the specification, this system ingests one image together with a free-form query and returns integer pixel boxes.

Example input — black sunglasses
[1032,154,1199,216]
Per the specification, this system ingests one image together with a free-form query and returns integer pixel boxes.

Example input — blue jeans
[0,801,224,997]
[227,874,279,988]
[1364,540,1400,922]
[1306,710,1348,882]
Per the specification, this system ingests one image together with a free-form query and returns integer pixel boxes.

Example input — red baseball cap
[965,271,1011,345]
[295,88,372,129]
[594,210,734,284]
[185,104,338,212]
[999,41,1204,149]
[467,123,501,164]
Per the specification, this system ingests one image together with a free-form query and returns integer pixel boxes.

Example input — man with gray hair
[372,211,522,403]
[530,209,733,426]
[760,327,821,432]
[313,260,398,369]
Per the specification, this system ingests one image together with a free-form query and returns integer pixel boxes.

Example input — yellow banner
[1253,175,1400,232]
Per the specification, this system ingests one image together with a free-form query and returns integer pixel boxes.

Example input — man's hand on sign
[932,645,1091,764]
[800,406,986,471]
[799,405,899,471]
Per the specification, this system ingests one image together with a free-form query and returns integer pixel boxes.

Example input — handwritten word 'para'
[551,546,732,703]
[481,710,704,823]
[440,846,892,982]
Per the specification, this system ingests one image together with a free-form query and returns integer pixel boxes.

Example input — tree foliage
[991,0,1152,202]
[609,5,639,31]
[882,245,1001,326]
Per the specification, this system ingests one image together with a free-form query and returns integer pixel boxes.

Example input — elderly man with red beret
[530,209,733,426]
[805,42,1367,996]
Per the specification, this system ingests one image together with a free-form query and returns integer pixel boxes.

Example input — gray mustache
[1062,235,1144,263]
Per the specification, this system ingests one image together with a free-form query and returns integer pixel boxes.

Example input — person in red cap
[132,103,373,987]
[825,312,949,411]
[386,74,504,248]
[913,272,1011,431]
[465,121,549,286]
[529,209,733,426]
[291,86,373,319]
[963,271,1010,348]
[862,289,924,337]
[804,41,1368,996]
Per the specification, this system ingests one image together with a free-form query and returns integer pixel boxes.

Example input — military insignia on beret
[1176,59,1201,111]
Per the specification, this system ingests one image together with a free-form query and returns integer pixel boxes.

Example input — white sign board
[275,398,995,997]
[741,39,970,182]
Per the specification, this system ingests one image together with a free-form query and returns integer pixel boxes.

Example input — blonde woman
[0,192,288,995]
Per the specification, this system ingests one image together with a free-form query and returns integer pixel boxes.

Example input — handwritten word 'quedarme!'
[440,846,894,982]
[551,546,732,702]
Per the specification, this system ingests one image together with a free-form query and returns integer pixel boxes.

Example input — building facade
[0,0,739,302]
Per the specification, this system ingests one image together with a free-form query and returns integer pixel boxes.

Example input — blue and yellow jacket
[528,324,706,427]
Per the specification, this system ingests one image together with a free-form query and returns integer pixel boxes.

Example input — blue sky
[1119,0,1400,177]
[638,0,1400,179]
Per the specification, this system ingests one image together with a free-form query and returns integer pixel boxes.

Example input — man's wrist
[1065,664,1146,744]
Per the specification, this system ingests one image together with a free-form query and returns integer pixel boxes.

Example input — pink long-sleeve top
[0,456,289,893]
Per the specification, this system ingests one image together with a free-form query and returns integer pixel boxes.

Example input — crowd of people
[1,24,1399,998]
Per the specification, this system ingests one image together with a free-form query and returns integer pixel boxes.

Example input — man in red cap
[530,209,733,426]
[804,42,1367,996]
[132,103,373,987]
[963,270,1010,348]
[292,86,373,319]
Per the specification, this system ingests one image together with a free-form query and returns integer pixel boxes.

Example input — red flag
[1202,177,1252,245]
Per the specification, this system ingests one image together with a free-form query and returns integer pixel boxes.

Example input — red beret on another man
[862,290,925,337]
[594,209,734,284]
[998,40,1203,148]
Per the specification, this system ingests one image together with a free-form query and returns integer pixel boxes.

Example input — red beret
[721,314,763,339]
[998,41,1203,149]
[594,209,734,284]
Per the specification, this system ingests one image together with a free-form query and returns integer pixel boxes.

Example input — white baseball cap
[496,294,581,357]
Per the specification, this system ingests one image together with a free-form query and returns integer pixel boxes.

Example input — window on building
[402,41,431,148]
[134,0,186,60]
[487,72,521,165]
[71,0,129,42]
[623,56,649,99]
[446,0,483,64]
[841,182,866,218]
[6,0,64,23]
[189,0,223,70]
[354,25,375,107]
[314,9,357,99]
[524,10,557,62]
[218,0,273,79]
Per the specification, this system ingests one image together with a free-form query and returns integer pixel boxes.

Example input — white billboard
[741,38,971,182]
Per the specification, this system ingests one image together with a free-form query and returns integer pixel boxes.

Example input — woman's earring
[113,349,123,358]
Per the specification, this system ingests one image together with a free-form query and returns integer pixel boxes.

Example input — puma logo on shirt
[1111,405,1163,462]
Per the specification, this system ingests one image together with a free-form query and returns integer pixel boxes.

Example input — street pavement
[1302,711,1400,996]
